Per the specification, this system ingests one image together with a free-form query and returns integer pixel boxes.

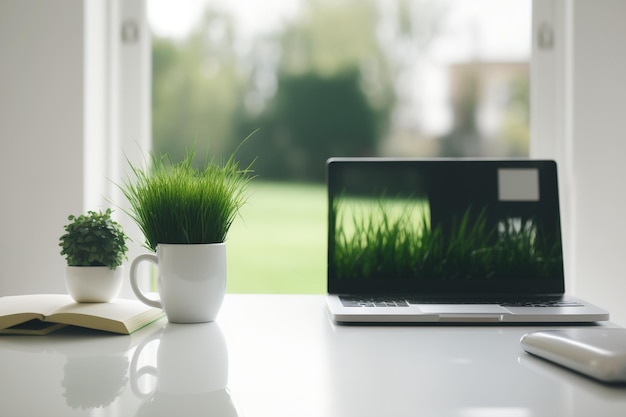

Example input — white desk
[1,294,625,417]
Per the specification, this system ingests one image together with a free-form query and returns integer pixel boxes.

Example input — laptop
[325,158,609,323]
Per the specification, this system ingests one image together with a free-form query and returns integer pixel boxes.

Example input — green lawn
[225,181,327,294]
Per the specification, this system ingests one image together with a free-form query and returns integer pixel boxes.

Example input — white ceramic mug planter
[129,243,226,323]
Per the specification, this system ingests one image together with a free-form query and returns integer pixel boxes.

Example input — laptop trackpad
[417,304,507,314]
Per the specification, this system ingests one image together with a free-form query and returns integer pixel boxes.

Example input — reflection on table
[1,295,625,417]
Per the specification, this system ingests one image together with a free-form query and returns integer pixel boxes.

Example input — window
[146,0,531,293]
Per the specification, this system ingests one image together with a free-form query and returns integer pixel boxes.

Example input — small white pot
[65,266,124,303]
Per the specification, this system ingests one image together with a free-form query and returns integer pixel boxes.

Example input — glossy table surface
[1,294,625,417]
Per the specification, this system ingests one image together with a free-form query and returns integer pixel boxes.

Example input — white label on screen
[498,168,539,201]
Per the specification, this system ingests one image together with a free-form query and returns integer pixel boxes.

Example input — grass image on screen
[331,194,562,281]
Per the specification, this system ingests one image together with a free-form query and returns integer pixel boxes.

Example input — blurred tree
[152,0,447,178]
[234,0,442,181]
[499,75,530,156]
[236,71,378,182]
[152,9,245,164]
[439,69,482,157]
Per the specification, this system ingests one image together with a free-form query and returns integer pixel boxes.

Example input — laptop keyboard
[339,296,584,308]
[341,298,411,308]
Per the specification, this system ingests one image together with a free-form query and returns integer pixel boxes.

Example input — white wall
[0,0,150,297]
[0,0,84,294]
[532,0,626,326]
[569,0,626,326]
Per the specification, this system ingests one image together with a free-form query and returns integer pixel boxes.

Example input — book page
[0,295,163,334]
[50,298,157,322]
[0,294,72,329]
[48,298,164,334]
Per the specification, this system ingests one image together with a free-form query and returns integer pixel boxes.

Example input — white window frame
[529,0,575,289]
[85,0,151,297]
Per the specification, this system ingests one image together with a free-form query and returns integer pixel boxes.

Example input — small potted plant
[59,208,129,302]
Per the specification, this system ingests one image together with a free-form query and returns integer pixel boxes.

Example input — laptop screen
[327,159,565,296]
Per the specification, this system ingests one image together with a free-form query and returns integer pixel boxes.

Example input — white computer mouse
[521,328,626,383]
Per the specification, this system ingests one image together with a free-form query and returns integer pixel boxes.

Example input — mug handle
[129,327,163,398]
[130,254,162,309]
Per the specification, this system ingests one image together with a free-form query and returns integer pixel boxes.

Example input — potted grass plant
[59,209,129,302]
[122,140,254,323]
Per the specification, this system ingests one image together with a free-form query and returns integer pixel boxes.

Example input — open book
[0,294,164,335]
